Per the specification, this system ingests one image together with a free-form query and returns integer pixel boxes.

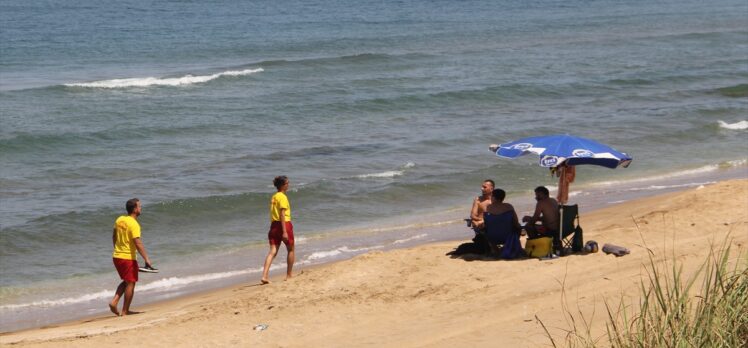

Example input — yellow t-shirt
[112,215,141,260]
[270,192,291,222]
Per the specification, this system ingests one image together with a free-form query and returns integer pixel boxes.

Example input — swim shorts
[113,258,139,282]
[528,224,556,239]
[268,221,294,247]
[535,225,558,237]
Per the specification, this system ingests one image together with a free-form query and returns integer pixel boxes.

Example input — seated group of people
[469,179,559,241]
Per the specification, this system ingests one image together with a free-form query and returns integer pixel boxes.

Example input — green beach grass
[541,235,748,348]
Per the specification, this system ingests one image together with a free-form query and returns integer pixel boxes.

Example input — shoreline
[2,178,746,346]
[1,164,746,333]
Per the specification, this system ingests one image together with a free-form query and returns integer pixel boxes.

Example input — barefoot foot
[109,303,120,316]
[260,279,270,285]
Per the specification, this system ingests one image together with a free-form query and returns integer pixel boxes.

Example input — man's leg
[121,281,136,316]
[525,224,542,239]
[109,281,126,315]
[285,244,295,280]
[261,244,279,284]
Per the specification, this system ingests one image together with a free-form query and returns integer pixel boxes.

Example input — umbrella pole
[558,205,564,255]
[556,164,568,256]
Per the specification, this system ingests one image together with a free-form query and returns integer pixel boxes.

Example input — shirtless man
[522,186,559,239]
[470,179,495,231]
[483,188,523,254]
[484,188,522,232]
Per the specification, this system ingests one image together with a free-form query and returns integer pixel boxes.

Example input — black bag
[447,233,491,257]
[571,226,584,252]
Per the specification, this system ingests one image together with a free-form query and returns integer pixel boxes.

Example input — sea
[1,0,746,332]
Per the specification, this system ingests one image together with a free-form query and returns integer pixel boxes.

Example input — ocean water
[1,0,747,331]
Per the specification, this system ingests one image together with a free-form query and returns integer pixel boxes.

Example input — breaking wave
[64,68,263,88]
[354,162,416,179]
[718,120,748,130]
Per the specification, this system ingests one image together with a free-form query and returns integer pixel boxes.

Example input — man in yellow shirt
[109,198,153,316]
[261,176,295,284]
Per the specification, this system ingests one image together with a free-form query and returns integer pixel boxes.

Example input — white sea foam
[305,245,384,261]
[356,170,403,179]
[718,120,748,130]
[364,219,456,233]
[64,68,264,88]
[591,164,722,187]
[607,200,628,204]
[355,162,415,179]
[0,290,112,310]
[137,269,258,292]
[723,159,747,167]
[625,181,717,191]
[393,233,427,244]
[0,268,262,310]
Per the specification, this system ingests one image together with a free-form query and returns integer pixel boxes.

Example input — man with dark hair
[109,198,153,316]
[470,179,495,231]
[522,186,559,238]
[482,188,523,254]
[261,176,295,284]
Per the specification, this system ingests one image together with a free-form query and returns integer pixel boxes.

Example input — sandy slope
[2,179,746,347]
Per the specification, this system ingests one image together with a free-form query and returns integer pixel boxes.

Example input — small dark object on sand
[602,243,630,257]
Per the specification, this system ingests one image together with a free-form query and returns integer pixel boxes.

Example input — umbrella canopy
[489,134,632,254]
[490,134,632,169]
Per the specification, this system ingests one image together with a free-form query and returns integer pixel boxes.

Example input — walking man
[261,176,295,284]
[109,198,153,316]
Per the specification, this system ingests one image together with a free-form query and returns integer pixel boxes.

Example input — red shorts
[113,258,139,282]
[268,221,294,247]
[535,225,557,236]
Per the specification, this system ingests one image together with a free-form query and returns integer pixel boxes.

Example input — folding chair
[483,211,523,259]
[556,204,583,254]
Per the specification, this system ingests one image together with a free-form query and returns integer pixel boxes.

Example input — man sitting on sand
[469,179,495,231]
[522,186,559,239]
[481,188,524,255]
[484,189,522,231]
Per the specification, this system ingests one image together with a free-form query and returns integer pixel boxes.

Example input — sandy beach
[2,179,746,347]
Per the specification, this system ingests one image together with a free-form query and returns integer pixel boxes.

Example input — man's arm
[470,198,481,223]
[279,208,288,242]
[523,203,542,224]
[113,228,117,247]
[134,238,152,267]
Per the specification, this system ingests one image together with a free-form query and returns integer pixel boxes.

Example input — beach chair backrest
[560,204,579,238]
[483,211,513,245]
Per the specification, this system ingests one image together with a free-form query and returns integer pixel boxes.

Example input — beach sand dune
[2,180,746,347]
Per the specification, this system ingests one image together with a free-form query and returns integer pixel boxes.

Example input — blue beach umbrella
[489,134,632,169]
[489,134,632,253]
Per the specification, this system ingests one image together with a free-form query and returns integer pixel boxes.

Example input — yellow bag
[525,237,553,258]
